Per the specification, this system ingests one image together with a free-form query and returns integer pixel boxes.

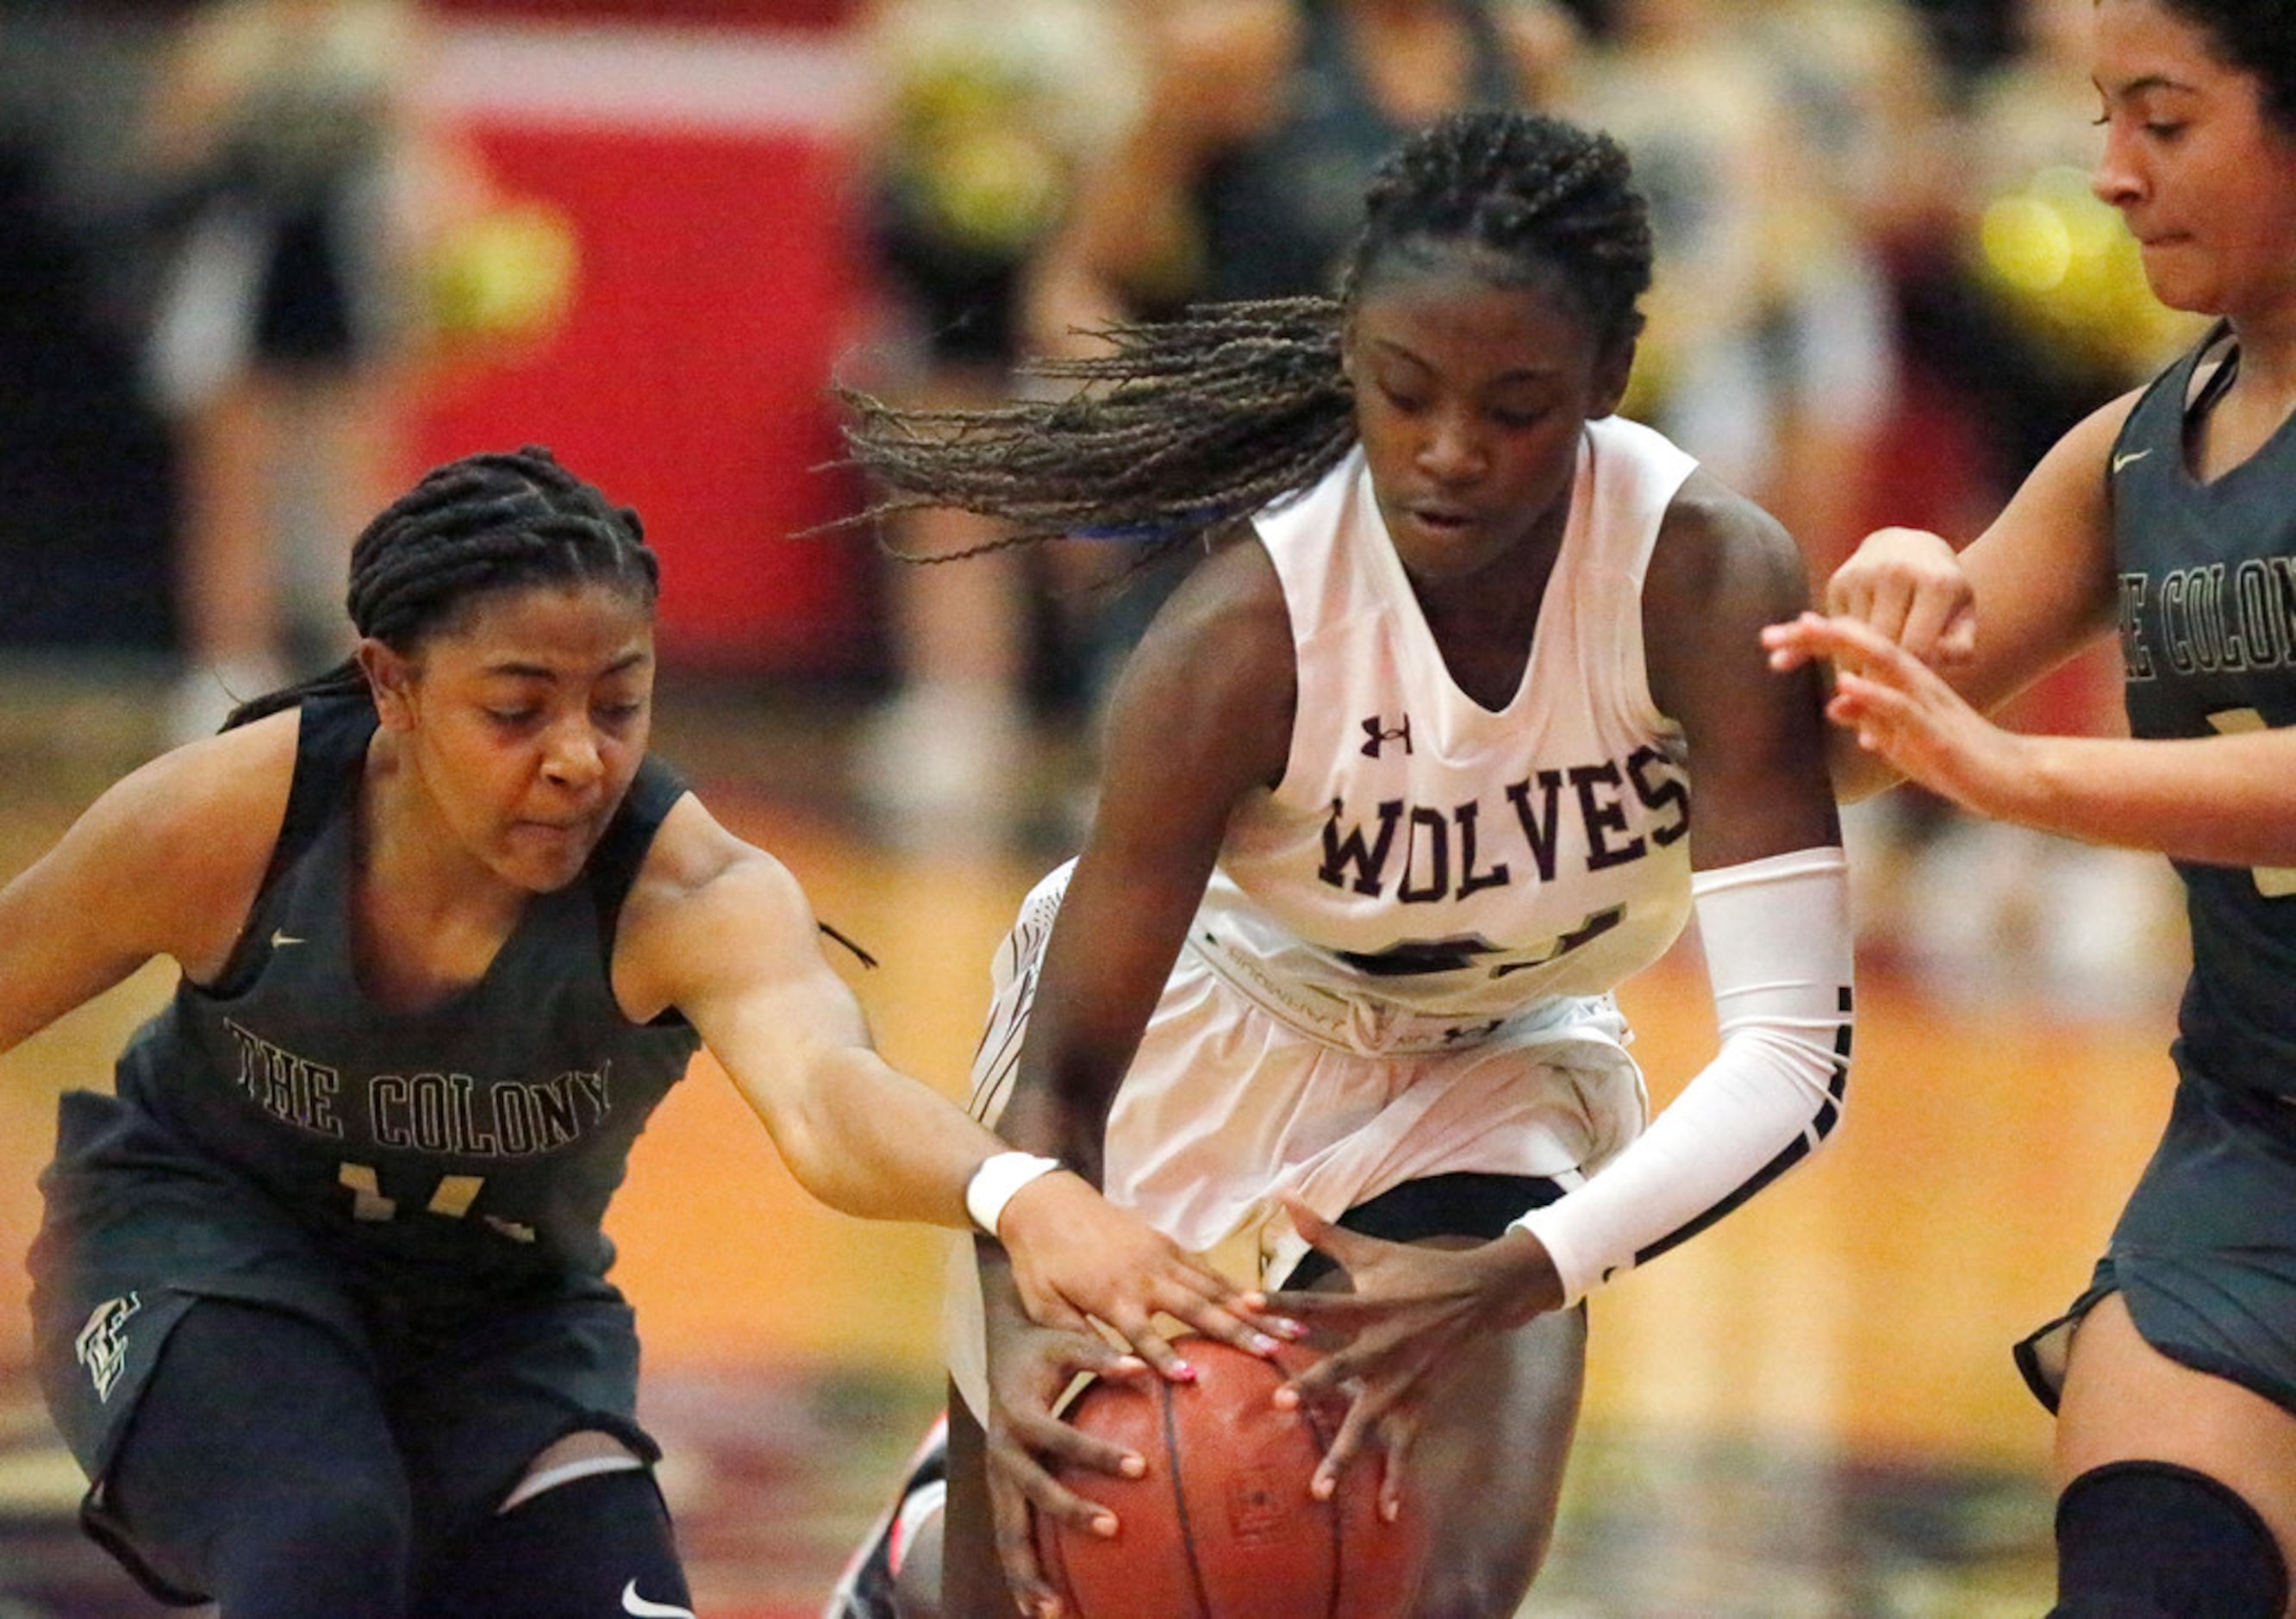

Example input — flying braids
[836,109,1652,561]
[221,446,658,730]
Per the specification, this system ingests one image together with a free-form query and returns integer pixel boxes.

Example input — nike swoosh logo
[271,929,306,948]
[621,1582,695,1619]
[2112,448,2154,473]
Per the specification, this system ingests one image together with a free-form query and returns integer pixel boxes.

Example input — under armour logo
[1360,715,1413,758]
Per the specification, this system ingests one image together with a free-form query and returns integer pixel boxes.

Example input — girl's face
[2091,0,2296,320]
[1345,256,1630,589]
[365,580,656,894]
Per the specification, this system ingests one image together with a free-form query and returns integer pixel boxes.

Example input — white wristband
[964,1151,1064,1237]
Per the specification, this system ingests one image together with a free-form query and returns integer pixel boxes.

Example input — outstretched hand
[1784,526,1976,671]
[1760,612,2028,815]
[1258,1197,1560,1521]
[995,1172,1295,1375]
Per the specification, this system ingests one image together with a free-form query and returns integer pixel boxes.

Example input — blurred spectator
[843,0,1146,851]
[1559,0,1901,571]
[1907,0,2201,508]
[1739,0,1945,571]
[141,0,475,744]
[0,0,194,654]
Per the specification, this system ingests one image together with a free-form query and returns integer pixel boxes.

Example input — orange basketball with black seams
[1034,1338,1429,1619]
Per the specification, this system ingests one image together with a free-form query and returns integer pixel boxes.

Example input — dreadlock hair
[836,109,1653,561]
[221,447,659,731]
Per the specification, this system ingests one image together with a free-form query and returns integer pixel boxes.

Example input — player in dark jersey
[1764,3,2296,1616]
[0,445,1272,1617]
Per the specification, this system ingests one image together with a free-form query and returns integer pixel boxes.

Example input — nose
[1416,412,1488,485]
[2091,124,2143,212]
[541,718,605,790]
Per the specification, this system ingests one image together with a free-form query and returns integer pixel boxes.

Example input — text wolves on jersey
[1317,743,1689,903]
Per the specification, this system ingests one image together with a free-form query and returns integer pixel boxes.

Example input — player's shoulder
[628,793,789,902]
[1650,467,1803,616]
[2000,386,2145,537]
[621,794,820,958]
[97,709,301,874]
[48,709,303,965]
[1096,529,1296,796]
[1136,525,1293,676]
[613,793,829,1019]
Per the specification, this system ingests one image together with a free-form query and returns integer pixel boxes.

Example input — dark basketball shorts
[1278,1171,1567,1291]
[2017,1072,2296,1418]
[30,1091,659,1597]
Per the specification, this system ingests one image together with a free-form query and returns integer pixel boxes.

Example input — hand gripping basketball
[1033,1338,1429,1619]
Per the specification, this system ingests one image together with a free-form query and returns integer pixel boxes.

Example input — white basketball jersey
[1192,414,1700,1038]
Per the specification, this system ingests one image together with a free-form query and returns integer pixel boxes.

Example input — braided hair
[837,109,1653,560]
[222,447,659,730]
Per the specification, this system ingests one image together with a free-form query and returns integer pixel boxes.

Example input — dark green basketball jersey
[2113,322,2296,1092]
[107,697,704,1289]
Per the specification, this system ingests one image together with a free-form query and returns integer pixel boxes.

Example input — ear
[358,639,417,732]
[1338,312,1359,384]
[1590,337,1637,421]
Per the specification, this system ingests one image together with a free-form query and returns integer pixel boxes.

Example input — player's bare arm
[975,537,1299,1569]
[615,796,1005,1227]
[1941,391,2132,709]
[1773,390,2133,703]
[995,533,1295,1178]
[618,795,1268,1340]
[0,716,295,1055]
[1644,472,1840,867]
[1769,391,2136,797]
[1772,613,2296,870]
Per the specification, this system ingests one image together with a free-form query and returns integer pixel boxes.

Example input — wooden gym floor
[0,657,2187,1616]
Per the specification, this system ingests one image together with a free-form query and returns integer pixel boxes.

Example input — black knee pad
[421,1468,689,1618]
[2053,1460,2287,1619]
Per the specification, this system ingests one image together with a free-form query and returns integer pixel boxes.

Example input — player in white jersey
[828,109,1853,1619]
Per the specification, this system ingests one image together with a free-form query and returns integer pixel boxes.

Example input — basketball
[1034,1339,1429,1619]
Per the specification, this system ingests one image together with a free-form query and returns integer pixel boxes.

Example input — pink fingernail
[1093,1513,1118,1538]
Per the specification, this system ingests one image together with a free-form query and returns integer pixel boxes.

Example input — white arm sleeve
[1511,847,1854,1307]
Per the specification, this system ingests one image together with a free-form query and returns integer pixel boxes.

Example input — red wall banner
[416,18,880,674]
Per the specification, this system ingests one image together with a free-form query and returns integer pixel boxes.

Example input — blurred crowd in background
[0,0,2198,1008]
